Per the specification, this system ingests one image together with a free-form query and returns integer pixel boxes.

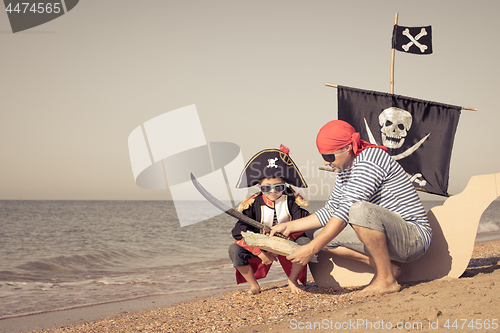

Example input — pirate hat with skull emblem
[235,145,307,188]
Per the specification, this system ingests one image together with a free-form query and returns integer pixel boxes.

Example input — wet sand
[3,239,499,333]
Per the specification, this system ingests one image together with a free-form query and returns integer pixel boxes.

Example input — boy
[229,145,310,294]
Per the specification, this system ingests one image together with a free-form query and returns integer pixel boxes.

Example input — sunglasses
[322,148,350,163]
[258,183,286,193]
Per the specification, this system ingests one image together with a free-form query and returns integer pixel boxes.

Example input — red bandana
[316,120,387,155]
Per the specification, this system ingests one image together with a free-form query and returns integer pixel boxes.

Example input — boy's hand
[258,251,277,265]
[262,225,271,235]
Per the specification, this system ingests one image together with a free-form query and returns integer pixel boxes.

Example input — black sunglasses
[258,183,286,193]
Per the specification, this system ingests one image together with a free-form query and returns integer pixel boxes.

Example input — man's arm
[282,216,347,265]
[269,213,322,237]
[306,216,346,253]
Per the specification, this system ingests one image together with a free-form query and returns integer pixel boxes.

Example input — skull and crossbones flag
[392,25,433,55]
[337,86,461,196]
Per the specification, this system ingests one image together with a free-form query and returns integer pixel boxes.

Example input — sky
[1,0,499,202]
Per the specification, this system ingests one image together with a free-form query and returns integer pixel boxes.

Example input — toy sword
[190,173,291,240]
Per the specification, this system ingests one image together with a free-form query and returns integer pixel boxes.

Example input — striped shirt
[315,148,432,250]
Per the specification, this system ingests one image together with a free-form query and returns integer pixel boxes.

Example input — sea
[0,199,499,320]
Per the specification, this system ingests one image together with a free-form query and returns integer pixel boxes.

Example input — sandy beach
[3,239,499,333]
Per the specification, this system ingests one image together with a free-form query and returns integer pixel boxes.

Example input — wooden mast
[325,12,476,111]
[390,13,399,94]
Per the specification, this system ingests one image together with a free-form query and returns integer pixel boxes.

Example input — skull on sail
[379,107,412,149]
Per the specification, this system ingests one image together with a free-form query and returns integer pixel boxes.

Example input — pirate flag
[392,25,433,55]
[337,86,461,197]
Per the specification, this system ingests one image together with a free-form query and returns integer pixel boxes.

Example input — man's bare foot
[392,263,401,279]
[247,286,261,295]
[355,279,400,298]
[368,263,402,286]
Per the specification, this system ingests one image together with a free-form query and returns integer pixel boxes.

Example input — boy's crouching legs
[287,237,309,293]
[288,263,305,294]
[236,265,261,294]
[228,243,261,294]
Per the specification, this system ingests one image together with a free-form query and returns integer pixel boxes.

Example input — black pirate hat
[235,145,307,188]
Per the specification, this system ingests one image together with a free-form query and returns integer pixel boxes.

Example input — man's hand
[269,222,292,237]
[286,243,316,265]
[258,251,277,265]
[269,215,322,238]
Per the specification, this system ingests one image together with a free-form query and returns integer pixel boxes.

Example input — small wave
[96,279,170,286]
[14,249,145,278]
[478,220,500,233]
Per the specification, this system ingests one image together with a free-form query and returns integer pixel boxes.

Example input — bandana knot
[316,120,387,155]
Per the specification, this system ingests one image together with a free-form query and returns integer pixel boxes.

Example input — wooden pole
[324,83,476,111]
[390,13,399,94]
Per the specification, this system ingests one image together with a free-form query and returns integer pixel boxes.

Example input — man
[270,120,431,297]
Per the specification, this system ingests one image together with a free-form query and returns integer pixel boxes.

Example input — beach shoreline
[2,239,499,333]
[0,285,250,333]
